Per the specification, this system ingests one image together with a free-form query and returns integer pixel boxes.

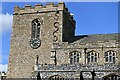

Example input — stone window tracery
[30,18,42,49]
[69,51,81,64]
[31,19,40,39]
[87,51,98,63]
[104,50,116,63]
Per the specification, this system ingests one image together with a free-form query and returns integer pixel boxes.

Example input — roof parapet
[58,2,64,4]
[13,2,65,14]
[25,4,31,7]
[25,4,31,10]
[13,2,75,23]
[14,6,19,13]
[35,4,42,10]
[46,2,55,8]
[35,4,42,7]
[46,2,54,5]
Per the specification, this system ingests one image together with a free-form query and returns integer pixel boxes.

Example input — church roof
[69,33,119,43]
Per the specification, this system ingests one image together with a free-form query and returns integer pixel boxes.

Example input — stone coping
[35,64,119,71]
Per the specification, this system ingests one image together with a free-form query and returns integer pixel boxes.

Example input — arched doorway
[103,73,119,80]
[49,75,64,80]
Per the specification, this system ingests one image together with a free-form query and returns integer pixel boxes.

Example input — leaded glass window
[104,50,116,63]
[31,19,40,39]
[30,18,42,49]
[87,51,98,63]
[69,51,81,64]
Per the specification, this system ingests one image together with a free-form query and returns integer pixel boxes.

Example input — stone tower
[8,2,75,78]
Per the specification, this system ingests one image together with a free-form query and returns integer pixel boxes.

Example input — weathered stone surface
[7,2,119,79]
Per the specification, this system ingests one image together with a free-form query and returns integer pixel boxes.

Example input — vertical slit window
[31,19,40,39]
[77,54,79,62]
[95,53,97,62]
[87,53,90,63]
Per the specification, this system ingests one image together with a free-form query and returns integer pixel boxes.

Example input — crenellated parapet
[14,2,75,22]
[14,2,64,14]
[13,2,75,28]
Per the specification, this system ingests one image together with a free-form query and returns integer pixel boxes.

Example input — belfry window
[31,19,40,39]
[69,51,81,64]
[87,51,98,63]
[104,50,116,63]
[30,19,42,49]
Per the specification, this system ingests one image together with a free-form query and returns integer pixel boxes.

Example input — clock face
[30,38,41,49]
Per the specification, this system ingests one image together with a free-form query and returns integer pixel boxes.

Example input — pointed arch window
[104,50,116,63]
[31,19,41,39]
[87,51,98,63]
[69,51,81,64]
[30,18,42,49]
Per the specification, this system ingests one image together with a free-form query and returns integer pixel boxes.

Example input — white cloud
[0,64,8,72]
[0,13,13,34]
[1,0,120,2]
[0,13,12,64]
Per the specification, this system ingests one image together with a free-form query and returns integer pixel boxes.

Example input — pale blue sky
[1,2,118,65]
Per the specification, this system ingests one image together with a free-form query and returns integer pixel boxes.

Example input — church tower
[8,2,76,78]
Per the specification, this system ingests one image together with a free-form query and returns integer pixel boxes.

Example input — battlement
[13,2,75,24]
[14,2,63,14]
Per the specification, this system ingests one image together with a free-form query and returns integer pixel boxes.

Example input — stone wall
[53,40,119,65]
[8,2,76,78]
[7,2,119,78]
[32,64,119,79]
